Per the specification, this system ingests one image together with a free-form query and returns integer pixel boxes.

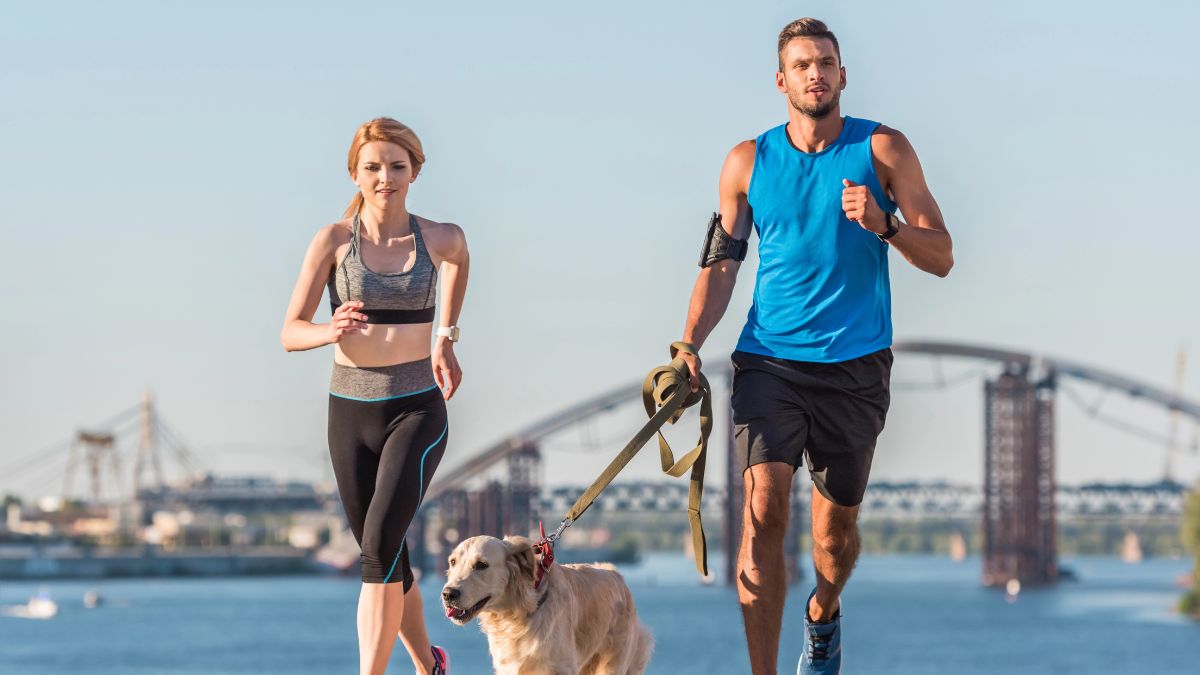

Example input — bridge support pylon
[507,442,542,538]
[983,368,1058,587]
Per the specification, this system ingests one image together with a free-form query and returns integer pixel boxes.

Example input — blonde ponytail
[343,193,366,220]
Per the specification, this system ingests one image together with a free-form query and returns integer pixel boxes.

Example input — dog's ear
[503,536,536,582]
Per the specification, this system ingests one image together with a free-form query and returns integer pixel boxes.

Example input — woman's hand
[327,301,368,344]
[432,337,462,400]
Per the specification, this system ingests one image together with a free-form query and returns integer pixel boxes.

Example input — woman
[281,118,468,675]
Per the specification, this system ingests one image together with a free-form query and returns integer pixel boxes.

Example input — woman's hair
[343,118,426,218]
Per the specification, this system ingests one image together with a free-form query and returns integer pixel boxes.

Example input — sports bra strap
[349,212,363,254]
[409,214,426,250]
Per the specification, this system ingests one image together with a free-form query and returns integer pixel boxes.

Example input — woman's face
[352,140,415,212]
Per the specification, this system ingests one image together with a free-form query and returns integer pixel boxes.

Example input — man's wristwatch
[436,325,460,342]
[877,212,900,243]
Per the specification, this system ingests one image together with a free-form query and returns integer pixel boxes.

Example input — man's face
[776,37,846,119]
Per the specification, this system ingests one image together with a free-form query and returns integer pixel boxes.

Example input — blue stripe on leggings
[381,423,448,584]
[418,424,449,504]
[382,540,406,585]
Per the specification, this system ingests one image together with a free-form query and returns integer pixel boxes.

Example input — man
[677,18,953,675]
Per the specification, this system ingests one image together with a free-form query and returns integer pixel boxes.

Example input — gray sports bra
[328,213,437,324]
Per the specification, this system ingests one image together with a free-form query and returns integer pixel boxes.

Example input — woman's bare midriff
[333,323,433,367]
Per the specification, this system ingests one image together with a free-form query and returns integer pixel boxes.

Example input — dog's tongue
[446,607,464,619]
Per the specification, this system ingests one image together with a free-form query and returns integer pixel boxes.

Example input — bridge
[415,340,1200,588]
[541,479,1190,520]
[6,341,1197,588]
[2,392,196,508]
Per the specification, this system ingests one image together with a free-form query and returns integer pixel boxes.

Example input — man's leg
[807,485,861,621]
[737,461,795,675]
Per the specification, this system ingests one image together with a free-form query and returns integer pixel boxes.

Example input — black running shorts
[730,348,892,507]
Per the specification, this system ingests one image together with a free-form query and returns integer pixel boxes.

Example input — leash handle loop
[670,341,699,359]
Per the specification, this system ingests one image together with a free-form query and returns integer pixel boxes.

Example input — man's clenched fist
[842,178,885,234]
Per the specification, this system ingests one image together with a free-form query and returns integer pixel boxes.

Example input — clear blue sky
[2,0,1198,501]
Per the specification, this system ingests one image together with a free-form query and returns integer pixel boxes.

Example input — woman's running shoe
[431,645,450,675]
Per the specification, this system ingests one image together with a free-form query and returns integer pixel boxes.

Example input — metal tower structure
[897,340,1200,587]
[45,391,195,505]
[982,368,1057,587]
[133,391,166,496]
[63,430,123,505]
[506,441,542,539]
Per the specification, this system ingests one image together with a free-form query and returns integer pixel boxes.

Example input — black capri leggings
[328,363,448,590]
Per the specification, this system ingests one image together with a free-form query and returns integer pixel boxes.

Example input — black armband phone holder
[698,212,748,268]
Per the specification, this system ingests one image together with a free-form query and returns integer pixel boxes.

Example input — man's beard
[789,88,840,119]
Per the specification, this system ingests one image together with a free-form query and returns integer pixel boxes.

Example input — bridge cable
[1059,380,1180,448]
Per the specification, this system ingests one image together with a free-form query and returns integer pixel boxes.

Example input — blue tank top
[735,117,897,363]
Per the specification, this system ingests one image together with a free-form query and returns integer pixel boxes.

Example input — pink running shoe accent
[431,645,449,675]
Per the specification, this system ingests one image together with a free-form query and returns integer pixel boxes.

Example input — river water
[1,554,1196,674]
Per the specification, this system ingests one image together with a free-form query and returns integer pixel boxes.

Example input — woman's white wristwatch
[436,325,460,342]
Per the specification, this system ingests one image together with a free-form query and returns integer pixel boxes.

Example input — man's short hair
[777,18,841,71]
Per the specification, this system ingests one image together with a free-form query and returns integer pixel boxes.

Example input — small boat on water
[1121,531,1143,564]
[949,531,967,562]
[83,590,103,608]
[2,591,58,619]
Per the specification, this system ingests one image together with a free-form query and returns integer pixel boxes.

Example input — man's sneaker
[431,645,450,675]
[798,589,841,675]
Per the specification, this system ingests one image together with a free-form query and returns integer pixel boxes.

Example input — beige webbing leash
[537,342,713,577]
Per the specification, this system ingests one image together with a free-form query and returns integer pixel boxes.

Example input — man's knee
[744,481,792,538]
[812,524,858,558]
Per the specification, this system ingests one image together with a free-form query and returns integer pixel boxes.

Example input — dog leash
[534,341,713,579]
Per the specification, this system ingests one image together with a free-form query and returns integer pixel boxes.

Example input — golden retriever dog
[441,535,653,675]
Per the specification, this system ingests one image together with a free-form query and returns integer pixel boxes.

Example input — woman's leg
[398,583,436,673]
[328,396,401,674]
[358,580,408,675]
[364,395,449,674]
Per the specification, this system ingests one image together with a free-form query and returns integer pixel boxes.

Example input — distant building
[137,474,327,514]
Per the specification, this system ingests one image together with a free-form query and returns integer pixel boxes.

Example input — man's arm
[843,126,953,277]
[679,140,756,391]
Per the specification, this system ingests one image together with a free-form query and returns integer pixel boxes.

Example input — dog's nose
[442,587,460,602]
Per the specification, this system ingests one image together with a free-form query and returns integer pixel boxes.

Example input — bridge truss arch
[422,341,1200,587]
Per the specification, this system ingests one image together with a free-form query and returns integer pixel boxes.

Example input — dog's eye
[449,558,456,567]
[473,560,489,570]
